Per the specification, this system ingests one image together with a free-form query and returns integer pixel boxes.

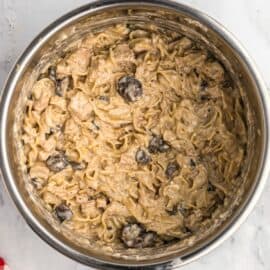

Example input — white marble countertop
[0,0,269,269]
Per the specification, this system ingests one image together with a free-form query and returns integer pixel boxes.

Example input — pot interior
[3,2,266,268]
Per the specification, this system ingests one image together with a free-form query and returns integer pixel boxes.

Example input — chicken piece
[203,61,224,81]
[50,95,67,111]
[69,92,93,121]
[112,43,135,72]
[32,78,55,112]
[64,118,80,136]
[66,48,91,75]
[29,162,50,180]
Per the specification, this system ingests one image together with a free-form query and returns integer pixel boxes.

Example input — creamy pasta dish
[21,23,247,249]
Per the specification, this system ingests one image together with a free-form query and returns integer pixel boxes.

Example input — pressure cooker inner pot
[6,4,265,266]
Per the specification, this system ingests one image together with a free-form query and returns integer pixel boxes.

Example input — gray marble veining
[0,0,269,269]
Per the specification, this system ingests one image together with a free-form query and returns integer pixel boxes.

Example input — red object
[0,257,5,270]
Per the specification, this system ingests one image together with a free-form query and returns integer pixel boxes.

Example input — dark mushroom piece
[37,73,48,81]
[182,226,192,234]
[48,66,57,82]
[99,95,110,103]
[31,178,46,190]
[148,136,160,154]
[55,203,73,222]
[200,95,210,101]
[47,65,72,96]
[69,161,87,171]
[38,66,58,82]
[56,76,72,96]
[159,142,171,153]
[135,149,151,165]
[45,132,53,140]
[206,51,215,62]
[200,79,208,90]
[46,153,69,172]
[166,205,178,216]
[148,136,170,154]
[117,75,143,102]
[141,232,156,248]
[91,120,100,131]
[207,182,216,192]
[165,161,180,179]
[45,125,62,139]
[121,223,156,248]
[189,159,196,168]
[193,68,199,77]
[177,204,191,218]
[121,223,143,248]
[221,79,233,89]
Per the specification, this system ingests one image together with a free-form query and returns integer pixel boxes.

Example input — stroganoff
[21,23,247,249]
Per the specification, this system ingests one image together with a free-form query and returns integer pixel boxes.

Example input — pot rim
[0,0,269,268]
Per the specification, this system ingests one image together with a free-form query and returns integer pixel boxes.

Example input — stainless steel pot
[0,0,269,269]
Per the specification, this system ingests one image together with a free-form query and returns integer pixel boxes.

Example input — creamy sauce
[19,23,248,253]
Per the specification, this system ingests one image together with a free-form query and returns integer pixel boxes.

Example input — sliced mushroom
[121,223,156,248]
[141,232,156,247]
[117,76,143,102]
[200,95,210,101]
[159,142,171,153]
[148,136,170,154]
[48,66,57,82]
[135,149,151,165]
[200,79,208,90]
[221,79,233,89]
[69,161,87,171]
[165,161,180,179]
[98,95,110,103]
[121,224,143,248]
[45,125,62,139]
[46,153,69,172]
[45,130,53,140]
[46,65,72,96]
[55,203,73,222]
[148,136,162,154]
[189,158,196,168]
[177,204,191,218]
[207,182,216,192]
[31,178,46,190]
[56,76,72,96]
[166,206,178,216]
[91,120,100,131]
[38,72,48,81]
